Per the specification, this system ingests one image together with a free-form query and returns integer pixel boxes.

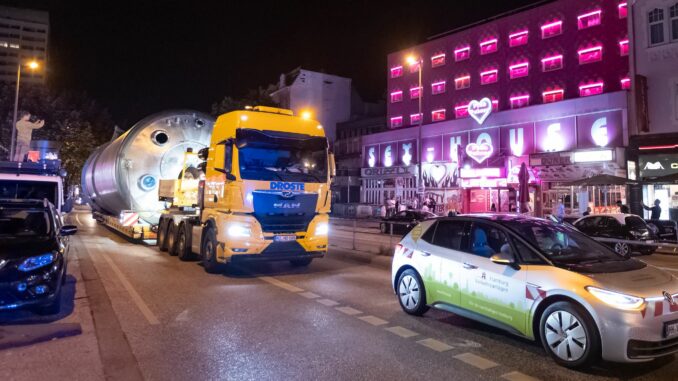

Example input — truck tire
[167,222,178,256]
[176,223,195,261]
[157,218,169,252]
[201,227,225,274]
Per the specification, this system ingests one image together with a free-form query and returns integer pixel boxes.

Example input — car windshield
[237,129,328,183]
[509,219,624,264]
[0,207,52,239]
[0,180,57,206]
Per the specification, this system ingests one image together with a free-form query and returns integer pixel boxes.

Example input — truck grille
[252,191,318,233]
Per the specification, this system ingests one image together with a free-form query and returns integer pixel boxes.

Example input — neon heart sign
[466,132,494,163]
[467,97,493,125]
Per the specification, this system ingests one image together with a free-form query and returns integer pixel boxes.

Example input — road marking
[175,309,190,322]
[335,306,362,316]
[316,298,339,307]
[384,326,418,338]
[358,315,389,326]
[417,338,453,352]
[502,371,541,381]
[258,276,304,293]
[655,266,678,273]
[454,352,499,369]
[100,253,160,325]
[299,291,320,299]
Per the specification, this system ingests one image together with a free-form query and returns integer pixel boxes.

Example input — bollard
[352,219,357,251]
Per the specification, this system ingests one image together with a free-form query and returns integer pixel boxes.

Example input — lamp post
[9,59,39,161]
[406,55,423,208]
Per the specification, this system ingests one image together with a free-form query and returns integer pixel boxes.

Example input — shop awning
[564,174,630,186]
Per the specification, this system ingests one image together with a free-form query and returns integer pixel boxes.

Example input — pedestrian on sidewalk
[643,199,662,220]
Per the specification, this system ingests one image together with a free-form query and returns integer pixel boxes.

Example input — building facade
[0,5,48,84]
[364,0,630,216]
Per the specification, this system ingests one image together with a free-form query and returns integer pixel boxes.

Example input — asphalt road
[3,209,678,380]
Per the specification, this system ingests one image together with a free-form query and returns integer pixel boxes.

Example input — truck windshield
[0,180,58,206]
[237,129,328,183]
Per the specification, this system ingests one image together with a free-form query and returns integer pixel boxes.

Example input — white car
[392,214,678,368]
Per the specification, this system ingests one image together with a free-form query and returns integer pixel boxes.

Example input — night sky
[3,0,539,126]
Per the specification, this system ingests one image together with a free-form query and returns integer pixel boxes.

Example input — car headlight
[18,253,56,272]
[315,222,329,236]
[227,223,251,238]
[586,286,645,310]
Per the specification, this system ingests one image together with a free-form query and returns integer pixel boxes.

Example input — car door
[415,220,467,307]
[458,222,528,335]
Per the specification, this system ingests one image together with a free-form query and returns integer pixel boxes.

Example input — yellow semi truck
[156,106,334,273]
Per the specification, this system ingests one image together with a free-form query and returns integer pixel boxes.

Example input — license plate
[274,234,296,242]
[664,320,678,339]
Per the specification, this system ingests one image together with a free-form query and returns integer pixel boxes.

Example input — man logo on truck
[270,181,305,191]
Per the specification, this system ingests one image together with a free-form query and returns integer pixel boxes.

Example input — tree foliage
[211,86,278,116]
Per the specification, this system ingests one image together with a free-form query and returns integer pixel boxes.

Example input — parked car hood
[0,237,58,260]
[587,264,678,298]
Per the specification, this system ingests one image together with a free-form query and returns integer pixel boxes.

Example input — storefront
[362,92,629,216]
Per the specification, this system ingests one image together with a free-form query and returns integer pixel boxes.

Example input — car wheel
[397,269,429,316]
[201,227,225,274]
[176,223,195,261]
[539,301,600,369]
[614,242,630,257]
[167,223,178,256]
[290,258,313,267]
[157,218,168,252]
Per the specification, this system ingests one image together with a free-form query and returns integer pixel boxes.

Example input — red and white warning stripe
[120,212,140,227]
[526,283,546,301]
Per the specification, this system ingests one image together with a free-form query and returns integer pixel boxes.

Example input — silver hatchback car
[392,214,678,368]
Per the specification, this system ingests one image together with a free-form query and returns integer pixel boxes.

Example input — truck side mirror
[329,152,336,178]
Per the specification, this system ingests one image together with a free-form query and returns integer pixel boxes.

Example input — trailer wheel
[177,223,195,261]
[167,222,178,256]
[157,218,169,252]
[201,226,225,274]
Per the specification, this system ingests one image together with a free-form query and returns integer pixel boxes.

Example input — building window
[390,116,403,128]
[454,75,470,90]
[431,53,446,67]
[541,54,563,72]
[479,38,498,55]
[390,90,403,103]
[491,99,499,111]
[618,2,628,19]
[410,113,422,125]
[454,46,470,61]
[509,94,530,109]
[578,10,602,30]
[390,66,403,78]
[579,82,604,97]
[454,104,469,119]
[508,30,529,47]
[542,89,564,103]
[509,62,529,79]
[621,77,631,90]
[432,109,446,122]
[671,4,678,41]
[619,39,629,56]
[431,81,446,95]
[480,69,498,85]
[649,8,665,46]
[541,20,563,39]
[578,46,603,64]
[409,86,422,99]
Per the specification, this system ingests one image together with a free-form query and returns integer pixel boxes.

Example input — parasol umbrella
[518,162,530,214]
[564,174,629,186]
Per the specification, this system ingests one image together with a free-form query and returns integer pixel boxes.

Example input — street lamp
[406,55,424,207]
[9,59,40,161]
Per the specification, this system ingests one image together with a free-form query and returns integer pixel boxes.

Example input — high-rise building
[0,5,48,84]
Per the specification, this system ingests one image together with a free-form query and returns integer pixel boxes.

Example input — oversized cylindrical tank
[81,110,214,224]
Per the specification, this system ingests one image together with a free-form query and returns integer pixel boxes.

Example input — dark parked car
[0,199,77,314]
[573,213,656,256]
[380,210,436,235]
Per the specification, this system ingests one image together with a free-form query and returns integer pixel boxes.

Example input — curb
[0,323,82,351]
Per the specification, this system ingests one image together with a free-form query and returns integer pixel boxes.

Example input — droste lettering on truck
[270,181,305,191]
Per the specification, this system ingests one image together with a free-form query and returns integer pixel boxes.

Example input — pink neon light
[578,46,603,64]
[431,53,446,67]
[541,20,562,30]
[541,20,562,38]
[410,113,422,124]
[491,99,499,111]
[577,10,602,29]
[454,75,470,82]
[639,144,678,150]
[390,116,403,128]
[508,30,529,47]
[579,82,604,97]
[454,104,469,118]
[508,30,528,39]
[621,77,631,90]
[431,109,446,122]
[541,54,563,71]
[509,94,530,109]
[542,89,564,103]
[618,2,628,19]
[390,90,403,103]
[509,62,529,79]
[390,66,403,78]
[431,81,446,95]
[409,86,421,99]
[480,69,498,85]
[619,39,629,56]
[479,38,498,55]
[509,94,530,101]
[454,46,470,62]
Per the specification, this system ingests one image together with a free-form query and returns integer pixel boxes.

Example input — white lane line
[299,291,320,299]
[258,276,304,293]
[358,315,389,326]
[384,326,418,338]
[335,306,362,316]
[454,352,499,370]
[100,253,160,325]
[502,371,541,381]
[417,338,453,352]
[316,298,340,307]
[655,266,678,273]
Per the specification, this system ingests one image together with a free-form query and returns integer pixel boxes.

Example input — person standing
[643,199,662,220]
[555,198,565,222]
[14,113,44,161]
[583,206,592,216]
[616,200,629,214]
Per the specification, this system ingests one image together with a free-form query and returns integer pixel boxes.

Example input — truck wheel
[201,227,225,274]
[177,223,195,261]
[290,258,313,267]
[167,223,178,256]
[157,218,169,252]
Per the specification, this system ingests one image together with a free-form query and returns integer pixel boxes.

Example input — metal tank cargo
[81,110,214,231]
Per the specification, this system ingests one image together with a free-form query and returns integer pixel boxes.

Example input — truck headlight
[18,253,56,272]
[227,223,251,238]
[315,222,329,236]
[586,286,644,310]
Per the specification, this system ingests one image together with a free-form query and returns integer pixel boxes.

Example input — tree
[211,86,278,116]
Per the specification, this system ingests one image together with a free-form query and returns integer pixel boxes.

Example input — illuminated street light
[9,59,42,161]
[405,55,424,206]
[27,60,39,70]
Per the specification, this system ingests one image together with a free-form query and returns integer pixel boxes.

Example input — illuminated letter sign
[367,147,376,167]
[509,128,524,156]
[590,117,608,147]
[467,97,493,125]
[383,145,394,167]
[466,132,494,163]
[401,143,412,166]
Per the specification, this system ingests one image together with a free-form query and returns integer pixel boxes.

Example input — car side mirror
[491,244,516,266]
[60,225,78,236]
